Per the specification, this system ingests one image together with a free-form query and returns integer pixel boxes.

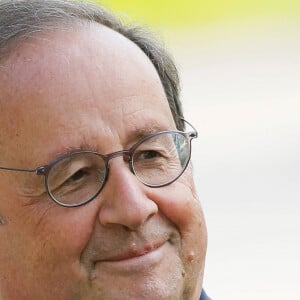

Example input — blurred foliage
[96,0,300,28]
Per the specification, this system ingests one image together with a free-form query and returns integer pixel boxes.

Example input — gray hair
[0,0,184,129]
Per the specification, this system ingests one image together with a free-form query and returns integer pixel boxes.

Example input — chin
[91,280,185,300]
[89,256,186,299]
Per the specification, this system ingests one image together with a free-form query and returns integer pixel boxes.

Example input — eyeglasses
[0,120,197,207]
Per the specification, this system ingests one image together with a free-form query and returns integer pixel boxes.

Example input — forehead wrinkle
[42,122,171,164]
[42,142,99,165]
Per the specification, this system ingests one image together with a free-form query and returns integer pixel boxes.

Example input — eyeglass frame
[0,119,198,207]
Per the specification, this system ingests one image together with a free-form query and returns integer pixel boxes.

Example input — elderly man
[0,0,208,299]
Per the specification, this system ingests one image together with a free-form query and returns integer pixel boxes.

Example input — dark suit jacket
[200,289,211,300]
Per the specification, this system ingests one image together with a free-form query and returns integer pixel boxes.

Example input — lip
[94,240,169,274]
[103,241,164,262]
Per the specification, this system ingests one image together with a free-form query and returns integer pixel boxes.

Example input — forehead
[1,23,167,108]
[0,23,174,164]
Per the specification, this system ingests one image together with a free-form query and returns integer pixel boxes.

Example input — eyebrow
[43,123,173,165]
[44,144,97,164]
[129,126,165,141]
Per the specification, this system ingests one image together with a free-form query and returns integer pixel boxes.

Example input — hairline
[0,0,184,130]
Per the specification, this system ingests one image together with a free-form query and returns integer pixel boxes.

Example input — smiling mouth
[92,240,169,274]
[103,241,165,262]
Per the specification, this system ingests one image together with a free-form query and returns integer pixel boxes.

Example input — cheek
[20,206,98,295]
[147,173,207,272]
[5,199,97,270]
[40,206,98,260]
[148,171,204,231]
[151,181,206,250]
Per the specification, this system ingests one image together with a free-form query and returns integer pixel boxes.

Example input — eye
[48,163,93,192]
[66,168,87,183]
[53,167,91,191]
[46,152,107,206]
[140,150,161,160]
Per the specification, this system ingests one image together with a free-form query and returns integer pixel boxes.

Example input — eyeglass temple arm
[179,117,198,138]
[0,119,197,173]
[0,166,38,173]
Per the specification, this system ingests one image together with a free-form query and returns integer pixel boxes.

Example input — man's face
[0,24,207,300]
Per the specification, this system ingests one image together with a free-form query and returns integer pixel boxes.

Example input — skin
[0,23,207,300]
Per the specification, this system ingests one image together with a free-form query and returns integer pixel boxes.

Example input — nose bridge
[106,149,130,163]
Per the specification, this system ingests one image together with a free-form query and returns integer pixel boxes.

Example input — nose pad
[122,152,132,171]
[125,156,135,175]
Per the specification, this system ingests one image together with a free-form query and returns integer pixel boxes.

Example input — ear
[0,215,5,225]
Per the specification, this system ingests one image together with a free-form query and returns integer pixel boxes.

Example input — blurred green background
[96,0,300,28]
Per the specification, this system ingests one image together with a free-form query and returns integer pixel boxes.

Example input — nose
[98,158,158,230]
